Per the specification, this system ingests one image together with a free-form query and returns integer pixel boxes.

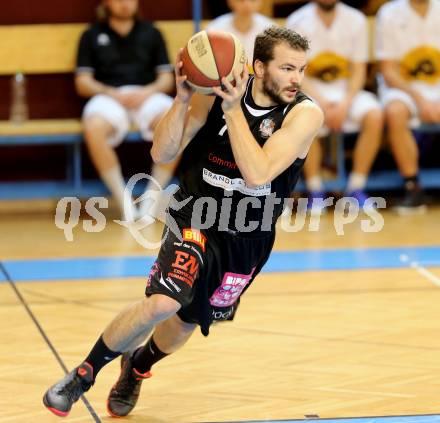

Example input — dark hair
[253,26,309,67]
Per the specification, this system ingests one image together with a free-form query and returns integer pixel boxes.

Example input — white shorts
[316,90,381,136]
[82,86,173,147]
[379,87,440,128]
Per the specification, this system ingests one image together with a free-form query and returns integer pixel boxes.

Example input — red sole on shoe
[46,406,69,417]
[43,394,69,417]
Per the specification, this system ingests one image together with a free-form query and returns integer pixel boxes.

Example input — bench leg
[335,132,347,192]
[73,141,82,192]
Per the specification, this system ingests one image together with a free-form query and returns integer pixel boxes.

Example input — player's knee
[141,294,181,324]
[385,101,409,125]
[364,108,384,126]
[83,115,113,140]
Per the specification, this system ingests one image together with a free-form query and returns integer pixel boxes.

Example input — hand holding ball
[181,31,247,95]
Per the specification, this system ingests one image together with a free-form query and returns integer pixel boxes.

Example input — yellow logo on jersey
[306,51,350,82]
[400,46,440,84]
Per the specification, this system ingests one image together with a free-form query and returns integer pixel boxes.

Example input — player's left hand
[212,64,249,112]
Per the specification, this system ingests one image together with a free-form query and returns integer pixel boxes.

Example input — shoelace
[57,374,86,402]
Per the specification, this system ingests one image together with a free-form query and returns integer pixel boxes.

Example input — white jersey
[375,0,440,96]
[286,2,368,97]
[206,13,275,62]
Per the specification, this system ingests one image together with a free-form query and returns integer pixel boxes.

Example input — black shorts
[145,209,276,336]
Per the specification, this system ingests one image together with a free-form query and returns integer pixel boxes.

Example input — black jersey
[76,21,172,87]
[175,77,311,234]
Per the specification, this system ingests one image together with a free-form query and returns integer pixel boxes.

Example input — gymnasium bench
[0,21,196,199]
[312,124,439,194]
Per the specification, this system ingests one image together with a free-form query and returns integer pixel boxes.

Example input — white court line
[314,387,416,398]
[399,254,440,287]
[410,260,440,266]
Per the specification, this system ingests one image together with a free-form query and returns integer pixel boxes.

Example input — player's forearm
[74,74,114,98]
[224,108,270,187]
[151,98,189,163]
[345,63,366,103]
[146,72,174,95]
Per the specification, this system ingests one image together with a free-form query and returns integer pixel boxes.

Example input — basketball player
[376,0,440,214]
[286,0,384,212]
[43,27,323,418]
[76,0,176,221]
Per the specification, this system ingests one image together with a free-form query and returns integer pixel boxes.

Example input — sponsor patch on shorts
[169,250,199,287]
[209,267,256,307]
[182,228,207,252]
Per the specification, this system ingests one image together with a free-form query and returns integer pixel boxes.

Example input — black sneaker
[394,187,427,215]
[107,352,151,417]
[43,362,94,417]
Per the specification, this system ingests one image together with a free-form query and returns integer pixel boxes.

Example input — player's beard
[262,73,299,105]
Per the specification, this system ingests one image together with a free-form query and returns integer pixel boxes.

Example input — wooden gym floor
[1,203,440,423]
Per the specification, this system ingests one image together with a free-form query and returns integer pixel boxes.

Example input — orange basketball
[181,30,247,95]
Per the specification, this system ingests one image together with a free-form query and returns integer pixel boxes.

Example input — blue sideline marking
[2,256,156,282]
[1,246,439,283]
[227,415,440,423]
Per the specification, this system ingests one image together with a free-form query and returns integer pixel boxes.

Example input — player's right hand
[175,49,194,103]
[326,100,349,132]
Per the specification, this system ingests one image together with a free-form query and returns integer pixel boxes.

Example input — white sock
[138,163,175,220]
[138,188,169,221]
[346,172,367,192]
[146,163,174,191]
[306,175,324,192]
[101,166,136,221]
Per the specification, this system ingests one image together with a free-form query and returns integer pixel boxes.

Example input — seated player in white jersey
[206,0,275,62]
[286,0,384,212]
[376,0,440,214]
